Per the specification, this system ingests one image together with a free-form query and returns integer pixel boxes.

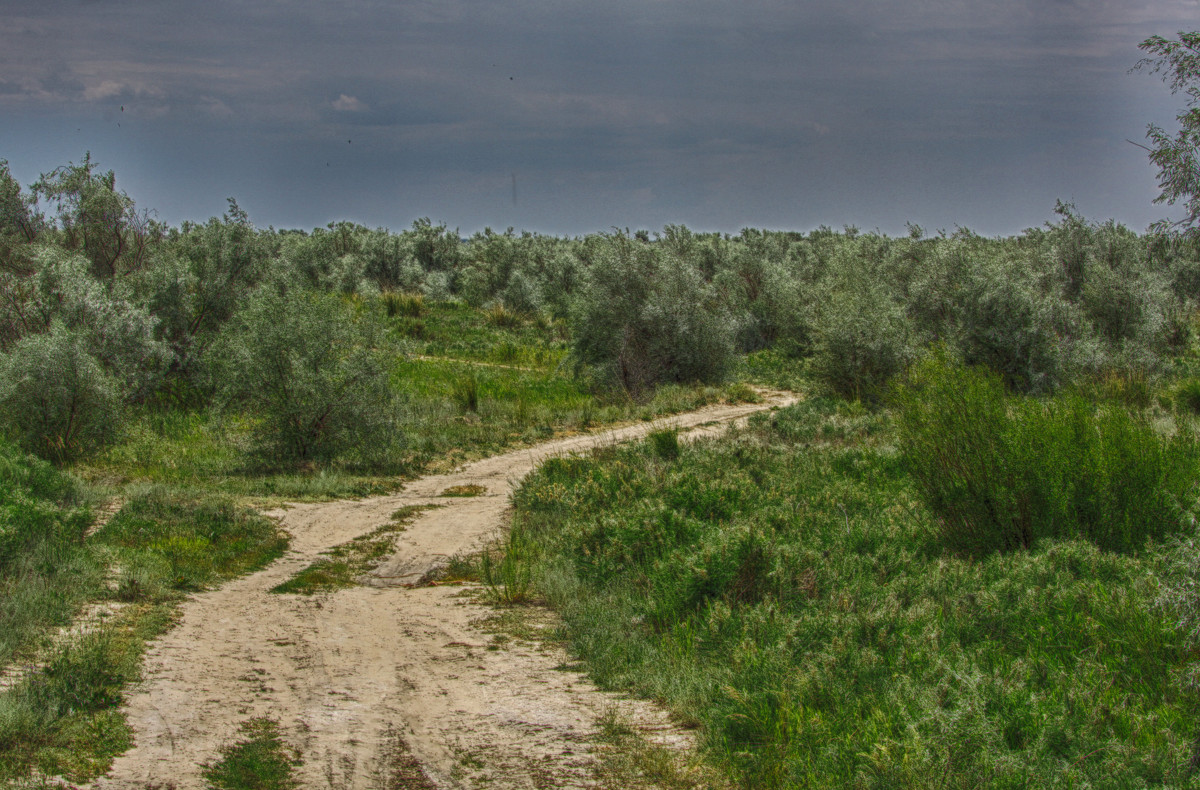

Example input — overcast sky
[2,0,1198,237]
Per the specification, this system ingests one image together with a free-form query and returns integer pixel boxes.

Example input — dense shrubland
[4,154,1199,468]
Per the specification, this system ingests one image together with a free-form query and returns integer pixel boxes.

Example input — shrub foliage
[894,353,1200,554]
[217,287,400,462]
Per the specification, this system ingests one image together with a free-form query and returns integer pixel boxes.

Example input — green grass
[271,505,430,595]
[0,441,104,670]
[202,718,300,790]
[590,706,726,790]
[440,484,487,497]
[509,395,1199,788]
[75,299,752,503]
[895,354,1200,555]
[401,299,568,370]
[0,486,289,785]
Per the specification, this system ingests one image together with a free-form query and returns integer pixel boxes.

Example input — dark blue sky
[2,0,1198,236]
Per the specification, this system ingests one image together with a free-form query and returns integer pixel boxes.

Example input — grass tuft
[202,718,300,790]
[439,484,487,497]
[382,291,426,318]
[480,527,535,606]
[271,506,429,595]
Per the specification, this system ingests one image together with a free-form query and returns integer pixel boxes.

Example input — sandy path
[90,391,796,789]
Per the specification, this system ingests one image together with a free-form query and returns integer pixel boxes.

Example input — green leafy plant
[216,286,400,463]
[480,528,533,605]
[0,321,124,463]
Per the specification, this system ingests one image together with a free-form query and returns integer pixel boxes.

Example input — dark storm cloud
[1,0,1198,234]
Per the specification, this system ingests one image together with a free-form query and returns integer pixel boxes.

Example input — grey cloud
[0,0,1196,236]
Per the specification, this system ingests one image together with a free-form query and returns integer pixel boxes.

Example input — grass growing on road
[202,718,301,790]
[271,505,431,595]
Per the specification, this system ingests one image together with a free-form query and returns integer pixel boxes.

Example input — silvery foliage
[0,159,41,275]
[330,253,377,296]
[216,284,400,462]
[953,251,1079,394]
[1135,32,1200,238]
[0,320,123,463]
[421,270,454,302]
[500,269,542,316]
[810,275,914,403]
[535,250,579,320]
[140,204,275,394]
[32,247,168,401]
[0,269,40,351]
[279,232,374,295]
[571,232,734,395]
[712,236,811,354]
[390,256,427,293]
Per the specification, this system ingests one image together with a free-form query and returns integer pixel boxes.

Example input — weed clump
[382,290,425,318]
[894,353,1200,555]
[202,718,300,790]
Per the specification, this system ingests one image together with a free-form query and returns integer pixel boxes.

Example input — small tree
[32,153,161,278]
[810,278,913,403]
[0,322,123,464]
[217,286,400,463]
[0,160,42,275]
[571,233,734,396]
[1135,32,1200,237]
[34,248,169,401]
[145,199,276,402]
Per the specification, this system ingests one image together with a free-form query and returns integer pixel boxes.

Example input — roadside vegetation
[2,29,1200,789]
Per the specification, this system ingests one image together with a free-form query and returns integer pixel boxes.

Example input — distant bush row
[3,156,1200,461]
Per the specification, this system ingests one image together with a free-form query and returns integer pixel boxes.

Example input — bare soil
[88,392,796,789]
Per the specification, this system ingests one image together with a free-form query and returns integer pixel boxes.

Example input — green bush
[216,286,401,463]
[895,353,1200,554]
[0,322,124,463]
[571,233,734,395]
[809,280,913,403]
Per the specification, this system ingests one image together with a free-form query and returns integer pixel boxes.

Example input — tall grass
[508,397,1196,788]
[894,353,1200,555]
[0,441,102,668]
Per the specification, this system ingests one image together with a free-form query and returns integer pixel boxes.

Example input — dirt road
[90,392,796,789]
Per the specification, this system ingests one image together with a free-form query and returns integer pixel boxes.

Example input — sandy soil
[88,392,796,789]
